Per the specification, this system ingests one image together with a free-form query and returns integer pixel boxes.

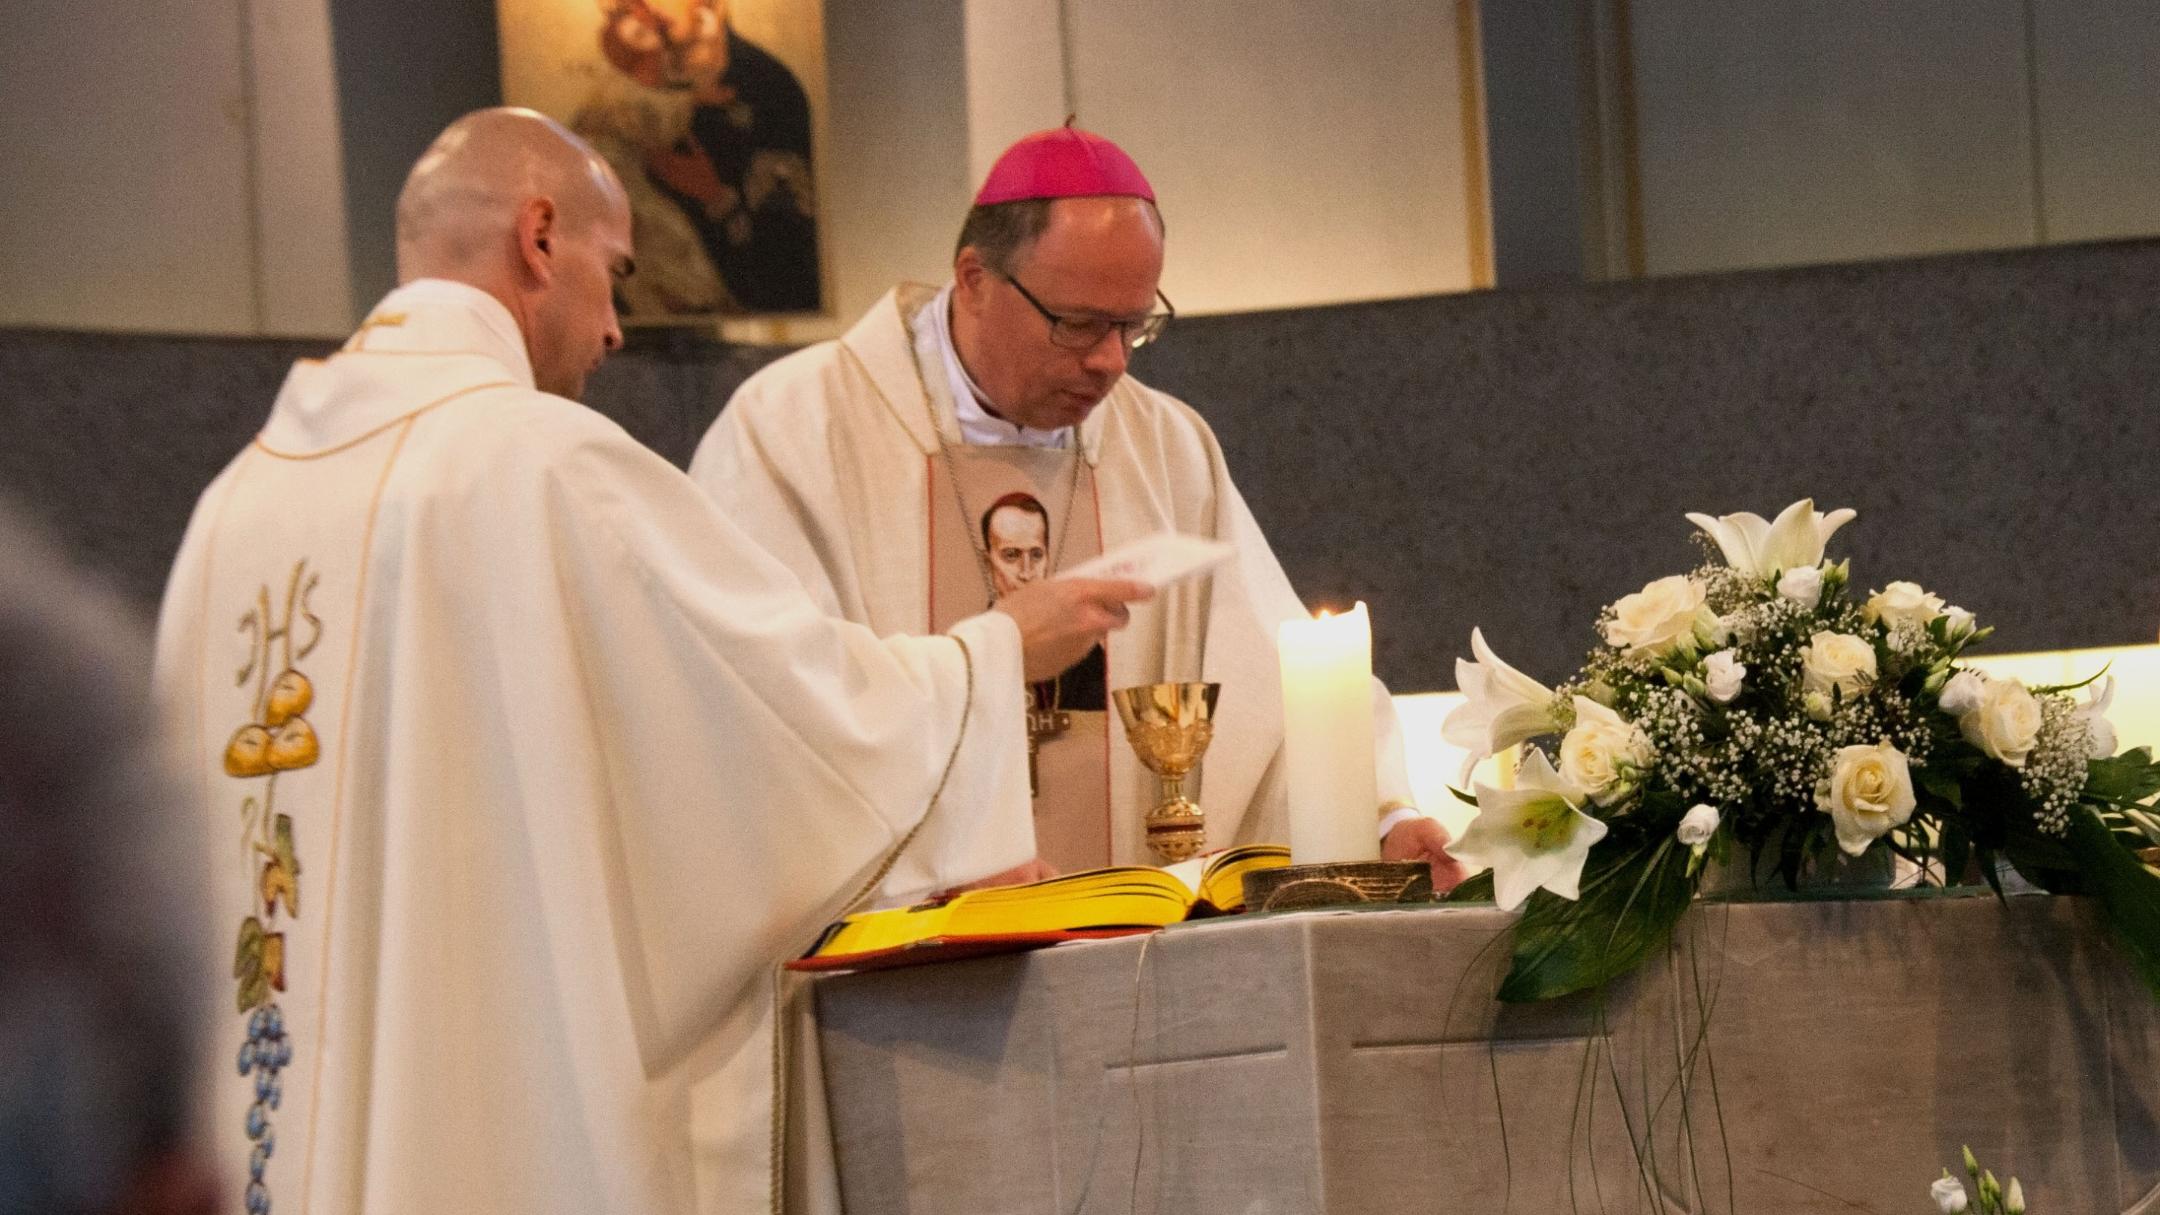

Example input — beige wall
[800,0,1487,335]
[2032,0,2160,244]
[0,0,351,337]
[1058,0,1484,314]
[861,0,1485,320]
[812,0,975,339]
[1614,0,2160,278]
[18,1,2154,336]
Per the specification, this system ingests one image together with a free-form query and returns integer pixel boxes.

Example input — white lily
[1442,629,1559,783]
[1684,498,1858,579]
[1447,750,1608,911]
[2082,674,2119,759]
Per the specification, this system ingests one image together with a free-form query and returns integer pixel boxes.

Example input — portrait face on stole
[931,445,1114,870]
[498,0,829,323]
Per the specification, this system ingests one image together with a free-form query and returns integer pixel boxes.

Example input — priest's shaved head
[949,124,1171,432]
[158,97,1152,1214]
[396,107,636,400]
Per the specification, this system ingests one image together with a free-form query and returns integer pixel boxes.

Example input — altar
[811,892,2160,1213]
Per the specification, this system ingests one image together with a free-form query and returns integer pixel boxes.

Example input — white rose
[1815,741,1918,856]
[1931,1175,1970,1214]
[1863,580,1945,630]
[1559,695,1655,806]
[1938,670,1986,716]
[1602,575,1707,657]
[1703,650,1746,704]
[1942,605,1976,637]
[1799,630,1877,705]
[1960,676,2042,768]
[1676,803,1720,846]
[1776,565,1823,609]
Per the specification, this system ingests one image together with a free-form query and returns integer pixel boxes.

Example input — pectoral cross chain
[1026,706,1072,796]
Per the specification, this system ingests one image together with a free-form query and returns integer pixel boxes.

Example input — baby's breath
[2022,696,2091,836]
[1557,544,2078,856]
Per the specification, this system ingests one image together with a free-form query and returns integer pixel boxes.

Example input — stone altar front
[812,892,2160,1213]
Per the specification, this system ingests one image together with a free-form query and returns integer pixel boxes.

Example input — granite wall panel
[1133,238,2160,688]
[0,327,781,614]
[5,238,2157,690]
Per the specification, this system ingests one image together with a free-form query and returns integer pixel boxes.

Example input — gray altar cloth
[811,892,2160,1213]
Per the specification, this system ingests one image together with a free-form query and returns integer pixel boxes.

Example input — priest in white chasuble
[152,109,1144,1215]
[693,124,1467,892]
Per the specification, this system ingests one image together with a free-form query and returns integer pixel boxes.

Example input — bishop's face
[952,196,1165,432]
[986,505,1049,597]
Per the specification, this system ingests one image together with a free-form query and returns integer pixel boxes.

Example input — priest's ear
[516,197,560,285]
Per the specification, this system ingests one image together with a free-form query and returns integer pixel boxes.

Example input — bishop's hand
[994,577,1152,682]
[1383,816,1471,894]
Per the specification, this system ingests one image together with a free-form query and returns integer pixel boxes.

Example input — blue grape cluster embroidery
[237,1004,292,1213]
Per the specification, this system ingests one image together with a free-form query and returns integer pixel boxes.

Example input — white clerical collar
[917,283,1071,449]
[356,278,536,390]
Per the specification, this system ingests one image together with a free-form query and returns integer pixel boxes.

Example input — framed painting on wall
[499,0,828,322]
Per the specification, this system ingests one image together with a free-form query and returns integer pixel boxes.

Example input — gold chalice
[1112,681,1219,863]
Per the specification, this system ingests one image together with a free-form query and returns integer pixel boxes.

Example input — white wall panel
[820,0,975,331]
[1628,0,2037,276]
[248,0,355,336]
[2032,0,2160,245]
[0,0,258,334]
[962,0,1068,185]
[1059,0,1479,314]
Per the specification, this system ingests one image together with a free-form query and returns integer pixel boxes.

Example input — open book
[788,844,1290,973]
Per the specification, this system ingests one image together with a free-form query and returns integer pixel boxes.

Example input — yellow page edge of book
[810,845,1290,958]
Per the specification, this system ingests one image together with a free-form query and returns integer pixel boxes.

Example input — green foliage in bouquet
[1933,1144,2027,1213]
[1440,500,2160,1003]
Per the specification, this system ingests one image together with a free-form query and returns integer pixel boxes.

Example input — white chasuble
[928,443,1112,871]
[693,284,1421,889]
[694,284,1426,1215]
[153,279,1034,1215]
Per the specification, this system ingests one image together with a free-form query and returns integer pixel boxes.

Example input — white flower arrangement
[1934,1145,2027,1214]
[1444,750,1607,911]
[1441,499,2160,1003]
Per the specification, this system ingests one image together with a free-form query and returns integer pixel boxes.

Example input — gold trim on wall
[1609,0,1646,278]
[1576,0,1646,280]
[1458,0,1496,289]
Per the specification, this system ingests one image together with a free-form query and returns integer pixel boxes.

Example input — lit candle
[1277,602,1381,863]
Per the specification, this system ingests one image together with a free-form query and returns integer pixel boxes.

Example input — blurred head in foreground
[0,501,214,1215]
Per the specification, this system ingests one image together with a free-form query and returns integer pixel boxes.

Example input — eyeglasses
[1000,273,1175,352]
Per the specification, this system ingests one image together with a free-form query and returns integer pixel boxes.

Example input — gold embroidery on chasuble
[222,556,324,1215]
[205,413,414,1215]
[929,445,1111,872]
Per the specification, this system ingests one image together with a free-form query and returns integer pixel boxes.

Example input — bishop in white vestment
[692,125,1459,894]
[152,111,1141,1215]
